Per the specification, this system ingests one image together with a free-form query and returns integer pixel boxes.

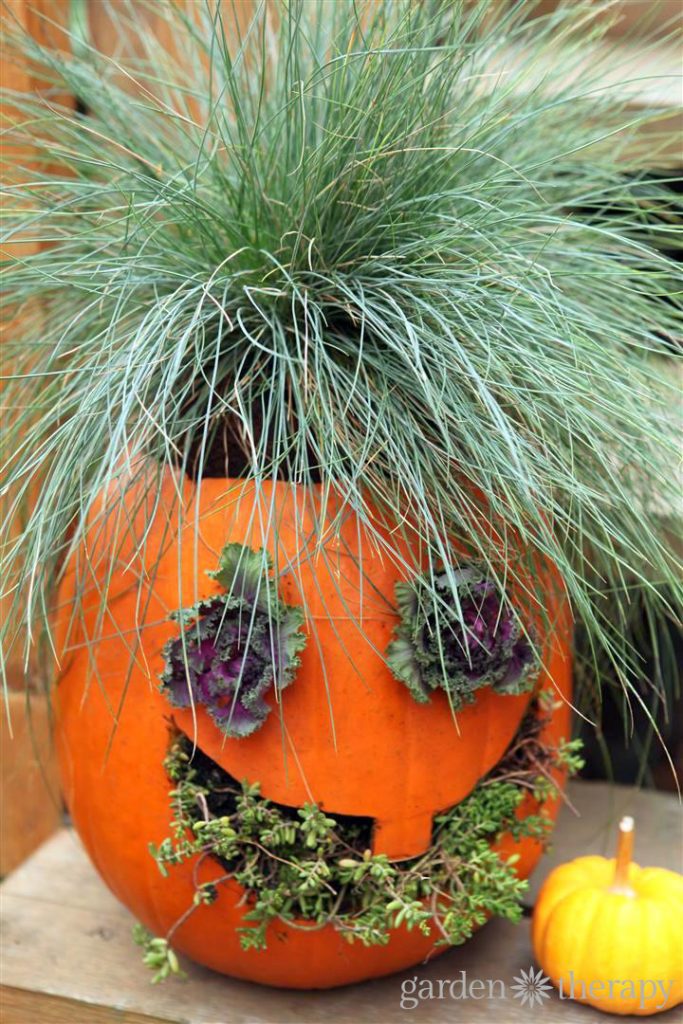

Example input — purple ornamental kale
[160,544,306,737]
[386,564,538,709]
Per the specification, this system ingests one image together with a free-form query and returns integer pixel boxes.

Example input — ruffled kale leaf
[387,564,538,708]
[160,545,306,737]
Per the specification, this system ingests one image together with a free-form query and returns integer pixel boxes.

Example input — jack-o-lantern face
[55,467,572,986]
[156,483,556,860]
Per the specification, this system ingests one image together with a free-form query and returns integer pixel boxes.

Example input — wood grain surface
[0,692,61,876]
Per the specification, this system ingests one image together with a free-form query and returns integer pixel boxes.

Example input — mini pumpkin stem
[611,815,635,894]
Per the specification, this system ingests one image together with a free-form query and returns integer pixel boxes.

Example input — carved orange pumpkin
[55,467,572,987]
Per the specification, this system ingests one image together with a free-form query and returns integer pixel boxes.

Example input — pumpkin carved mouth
[165,721,375,857]
[149,696,580,955]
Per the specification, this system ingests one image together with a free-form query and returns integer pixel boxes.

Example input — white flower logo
[510,965,554,1008]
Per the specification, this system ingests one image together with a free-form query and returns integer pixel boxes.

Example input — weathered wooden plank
[1,986,173,1024]
[0,692,62,876]
[1,781,681,1023]
[0,887,577,1023]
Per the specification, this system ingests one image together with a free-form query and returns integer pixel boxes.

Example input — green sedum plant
[133,926,185,985]
[143,698,583,964]
[1,0,681,717]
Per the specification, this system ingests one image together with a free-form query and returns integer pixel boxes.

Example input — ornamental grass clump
[1,0,680,710]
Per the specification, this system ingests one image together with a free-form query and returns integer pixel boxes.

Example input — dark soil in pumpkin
[179,310,366,482]
[179,404,327,482]
[178,404,323,483]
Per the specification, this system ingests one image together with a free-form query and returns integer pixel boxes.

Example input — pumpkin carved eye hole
[387,564,539,707]
[159,544,307,738]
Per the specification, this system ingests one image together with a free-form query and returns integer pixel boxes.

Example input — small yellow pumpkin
[533,816,683,1016]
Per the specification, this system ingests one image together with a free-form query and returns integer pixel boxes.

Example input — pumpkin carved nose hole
[373,813,434,861]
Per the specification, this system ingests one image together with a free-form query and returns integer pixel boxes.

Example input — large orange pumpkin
[55,466,572,988]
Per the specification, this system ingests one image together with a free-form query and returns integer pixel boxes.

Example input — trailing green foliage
[1,1,681,717]
[144,699,583,963]
[132,926,185,985]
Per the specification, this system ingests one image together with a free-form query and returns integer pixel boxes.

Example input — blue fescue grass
[1,1,681,738]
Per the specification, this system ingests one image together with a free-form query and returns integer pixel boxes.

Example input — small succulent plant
[387,565,538,708]
[160,545,306,737]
